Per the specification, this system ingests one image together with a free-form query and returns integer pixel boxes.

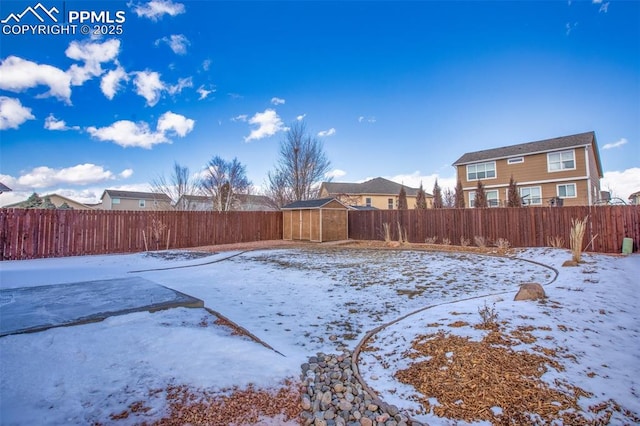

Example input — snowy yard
[0,244,638,425]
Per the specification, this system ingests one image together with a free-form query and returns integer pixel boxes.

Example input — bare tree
[443,188,455,208]
[268,121,331,203]
[265,170,294,208]
[454,180,465,208]
[432,179,443,208]
[151,162,198,210]
[200,156,251,211]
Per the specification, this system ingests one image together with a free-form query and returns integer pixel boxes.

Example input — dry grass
[474,235,487,248]
[547,235,565,249]
[570,216,588,263]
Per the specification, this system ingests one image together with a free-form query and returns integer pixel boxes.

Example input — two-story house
[453,131,603,207]
[99,190,173,210]
[319,177,432,209]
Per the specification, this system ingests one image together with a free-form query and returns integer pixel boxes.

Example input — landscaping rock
[514,282,546,301]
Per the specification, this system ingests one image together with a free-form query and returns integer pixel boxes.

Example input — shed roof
[453,132,601,172]
[281,197,348,210]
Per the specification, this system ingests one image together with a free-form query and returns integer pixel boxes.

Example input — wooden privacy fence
[349,205,640,254]
[0,209,283,260]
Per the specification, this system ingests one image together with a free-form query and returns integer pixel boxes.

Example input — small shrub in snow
[460,236,470,247]
[425,236,437,244]
[442,237,451,246]
[474,236,487,248]
[547,235,565,248]
[495,238,510,250]
[478,301,499,328]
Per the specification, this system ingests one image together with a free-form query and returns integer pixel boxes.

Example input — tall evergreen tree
[507,175,522,207]
[415,182,428,209]
[397,186,408,210]
[432,179,443,208]
[454,180,465,208]
[474,180,488,208]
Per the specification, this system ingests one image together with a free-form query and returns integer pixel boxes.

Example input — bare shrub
[547,235,565,248]
[460,236,470,247]
[425,236,437,244]
[381,223,392,242]
[495,238,510,250]
[397,222,408,244]
[474,236,487,248]
[570,216,588,263]
[442,237,451,246]
[478,301,499,328]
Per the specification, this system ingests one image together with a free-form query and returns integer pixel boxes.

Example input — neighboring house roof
[0,182,12,193]
[3,193,94,210]
[452,131,603,177]
[349,205,379,211]
[321,177,424,197]
[629,191,640,200]
[100,190,172,202]
[281,198,348,209]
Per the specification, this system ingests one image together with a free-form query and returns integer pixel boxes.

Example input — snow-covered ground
[0,246,638,425]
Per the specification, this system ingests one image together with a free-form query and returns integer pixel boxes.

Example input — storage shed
[281,198,349,242]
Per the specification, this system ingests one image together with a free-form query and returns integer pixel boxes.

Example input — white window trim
[365,197,372,207]
[466,161,496,181]
[507,157,524,164]
[139,199,146,208]
[547,150,576,173]
[469,190,499,207]
[557,183,577,198]
[112,198,120,204]
[519,186,542,205]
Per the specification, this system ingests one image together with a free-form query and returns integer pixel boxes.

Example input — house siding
[457,146,598,206]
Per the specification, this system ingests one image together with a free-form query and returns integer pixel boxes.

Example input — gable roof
[321,177,424,197]
[0,182,12,193]
[281,197,348,210]
[2,193,94,210]
[101,190,172,202]
[453,131,603,176]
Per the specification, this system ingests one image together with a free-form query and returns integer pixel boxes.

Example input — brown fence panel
[348,205,640,253]
[1,209,283,260]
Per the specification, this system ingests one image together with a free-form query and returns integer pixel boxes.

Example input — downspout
[585,146,592,205]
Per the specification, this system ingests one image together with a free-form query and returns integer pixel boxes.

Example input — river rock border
[300,350,423,426]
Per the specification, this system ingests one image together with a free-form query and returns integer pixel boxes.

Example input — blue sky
[1,0,638,207]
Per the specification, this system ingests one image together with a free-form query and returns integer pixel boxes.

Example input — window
[112,198,120,204]
[548,150,575,172]
[467,162,496,181]
[388,198,394,209]
[139,199,146,208]
[365,197,372,207]
[469,190,499,207]
[507,157,524,164]
[557,183,576,198]
[519,186,542,205]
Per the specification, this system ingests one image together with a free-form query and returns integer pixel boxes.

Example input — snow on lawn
[0,246,638,425]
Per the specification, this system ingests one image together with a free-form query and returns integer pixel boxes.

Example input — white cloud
[599,2,609,13]
[87,111,194,148]
[0,96,35,130]
[592,0,602,4]
[325,169,346,179]
[296,114,306,121]
[244,109,286,142]
[601,168,640,201]
[156,111,195,136]
[318,128,336,137]
[196,85,215,100]
[100,65,129,100]
[369,171,457,194]
[133,70,164,106]
[232,114,248,122]
[566,22,578,36]
[271,97,285,105]
[44,114,80,131]
[65,39,121,86]
[11,164,117,189]
[0,56,72,103]
[167,77,193,95]
[602,138,628,150]
[358,116,376,123]
[202,59,212,71]
[155,34,190,55]
[131,0,185,20]
[120,169,134,179]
